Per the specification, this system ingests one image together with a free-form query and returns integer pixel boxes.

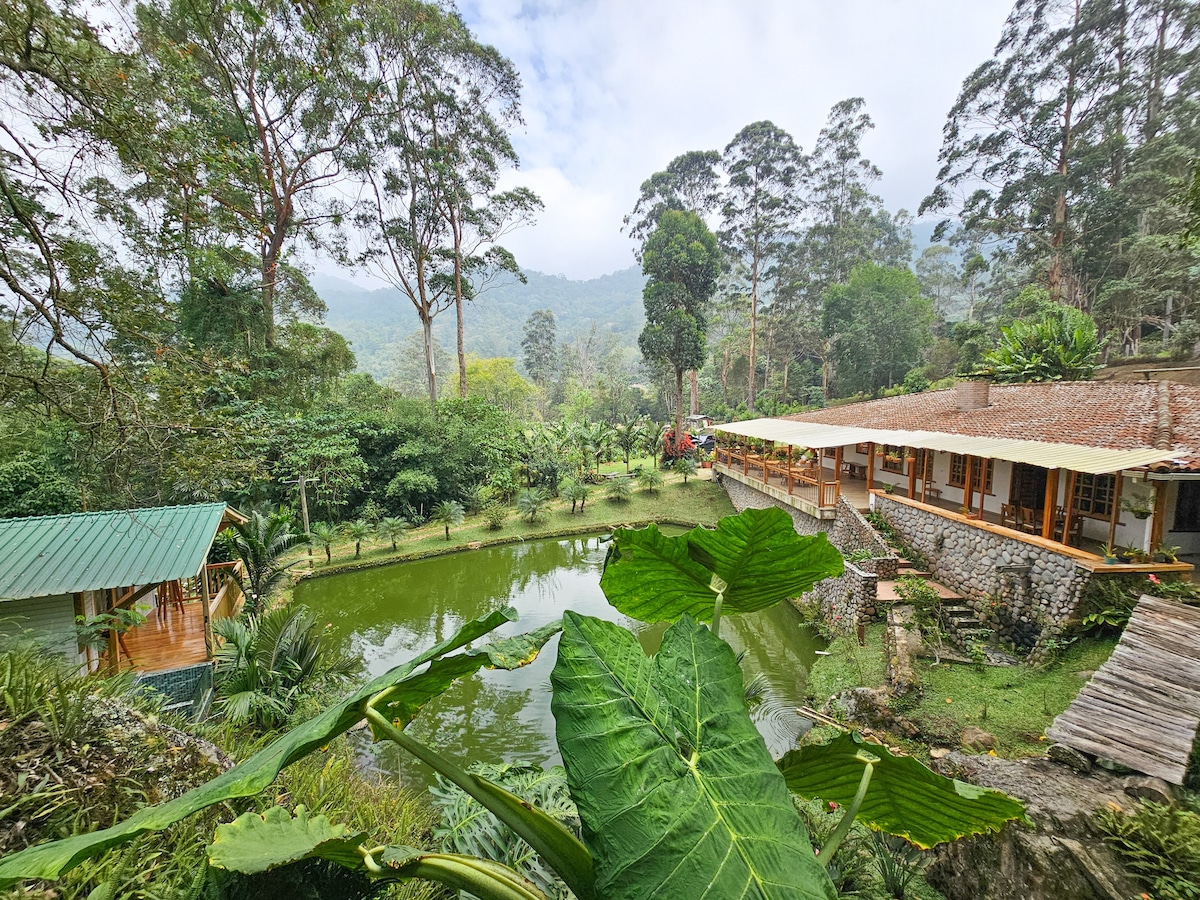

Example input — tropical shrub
[673,456,697,484]
[377,517,408,552]
[343,520,372,559]
[560,481,590,514]
[431,500,466,540]
[1097,801,1200,900]
[605,478,632,503]
[517,488,549,523]
[975,304,1102,383]
[213,607,356,729]
[307,522,339,563]
[636,467,664,496]
[219,506,308,615]
[482,501,508,530]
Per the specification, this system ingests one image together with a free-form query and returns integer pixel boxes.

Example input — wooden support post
[1061,471,1078,547]
[200,564,213,660]
[907,452,918,500]
[1042,468,1060,539]
[866,442,875,492]
[1108,472,1124,549]
[786,444,793,494]
[834,445,843,480]
[921,452,929,503]
[817,447,825,501]
[1150,480,1166,552]
[964,455,975,515]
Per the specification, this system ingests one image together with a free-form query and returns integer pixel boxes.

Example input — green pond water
[294,532,825,791]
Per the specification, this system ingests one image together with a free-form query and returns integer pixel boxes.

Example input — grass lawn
[289,467,734,576]
[808,624,1119,759]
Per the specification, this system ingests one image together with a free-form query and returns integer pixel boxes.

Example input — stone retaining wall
[874,496,1092,650]
[719,474,825,536]
[805,560,880,626]
[831,496,895,580]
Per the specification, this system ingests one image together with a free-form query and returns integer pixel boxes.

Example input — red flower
[1148,573,1161,585]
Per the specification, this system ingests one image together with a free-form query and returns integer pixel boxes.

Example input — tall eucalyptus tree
[719,121,805,412]
[348,1,535,408]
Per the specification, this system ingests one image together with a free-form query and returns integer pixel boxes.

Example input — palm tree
[615,417,646,472]
[517,488,548,523]
[218,505,307,616]
[344,520,372,559]
[606,478,633,504]
[377,517,408,552]
[307,522,339,563]
[561,481,590,514]
[431,500,466,540]
[638,468,665,496]
[674,456,698,485]
[213,607,356,728]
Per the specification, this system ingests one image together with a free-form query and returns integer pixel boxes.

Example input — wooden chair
[1000,503,1017,528]
[1018,506,1038,533]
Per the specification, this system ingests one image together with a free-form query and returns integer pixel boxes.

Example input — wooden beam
[964,455,975,515]
[866,442,875,491]
[1042,468,1060,539]
[907,451,918,500]
[1108,472,1124,549]
[200,564,213,660]
[1062,470,1078,547]
[1151,480,1167,552]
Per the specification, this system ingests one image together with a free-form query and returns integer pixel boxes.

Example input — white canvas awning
[715,419,1176,476]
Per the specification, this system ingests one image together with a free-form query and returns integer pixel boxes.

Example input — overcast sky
[441,0,1014,281]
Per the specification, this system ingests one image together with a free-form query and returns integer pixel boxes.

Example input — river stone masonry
[873,496,1092,650]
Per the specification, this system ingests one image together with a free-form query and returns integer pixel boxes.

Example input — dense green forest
[1,0,1199,523]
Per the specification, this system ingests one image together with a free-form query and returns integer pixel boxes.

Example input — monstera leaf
[209,805,367,874]
[0,608,558,889]
[599,507,843,623]
[779,732,1027,849]
[551,611,837,900]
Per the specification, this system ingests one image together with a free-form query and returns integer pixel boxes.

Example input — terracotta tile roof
[785,382,1200,471]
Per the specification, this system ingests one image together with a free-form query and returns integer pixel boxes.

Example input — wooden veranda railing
[715,445,841,509]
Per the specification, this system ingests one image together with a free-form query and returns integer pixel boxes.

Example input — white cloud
[459,0,1013,279]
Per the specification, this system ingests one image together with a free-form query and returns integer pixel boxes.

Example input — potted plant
[1121,490,1154,520]
[1157,544,1181,563]
[883,483,895,494]
[698,449,713,469]
[1099,543,1119,565]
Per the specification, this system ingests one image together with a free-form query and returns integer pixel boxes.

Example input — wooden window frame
[948,454,994,494]
[881,444,906,474]
[1073,473,1116,520]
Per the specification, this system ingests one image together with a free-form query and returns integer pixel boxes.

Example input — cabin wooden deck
[1047,594,1200,784]
[118,601,210,673]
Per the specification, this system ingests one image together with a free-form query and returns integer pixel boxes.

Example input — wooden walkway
[1047,594,1200,784]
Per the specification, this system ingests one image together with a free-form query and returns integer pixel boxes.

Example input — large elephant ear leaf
[779,732,1028,849]
[599,507,843,622]
[208,806,367,874]
[551,610,836,899]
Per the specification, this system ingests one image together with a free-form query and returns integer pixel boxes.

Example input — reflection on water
[295,533,825,791]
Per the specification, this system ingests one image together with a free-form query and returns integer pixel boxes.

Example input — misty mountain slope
[314,266,646,380]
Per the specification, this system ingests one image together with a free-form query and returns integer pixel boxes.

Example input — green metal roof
[0,504,231,601]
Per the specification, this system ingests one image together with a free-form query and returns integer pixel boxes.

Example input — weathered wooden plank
[1089,671,1200,716]
[1045,726,1187,783]
[1048,594,1200,785]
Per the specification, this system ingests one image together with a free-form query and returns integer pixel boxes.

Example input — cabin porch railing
[715,446,841,510]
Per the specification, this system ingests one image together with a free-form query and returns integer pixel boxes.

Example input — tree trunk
[688,370,699,414]
[674,367,685,457]
[422,314,438,409]
[748,254,759,411]
[1048,1,1080,305]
